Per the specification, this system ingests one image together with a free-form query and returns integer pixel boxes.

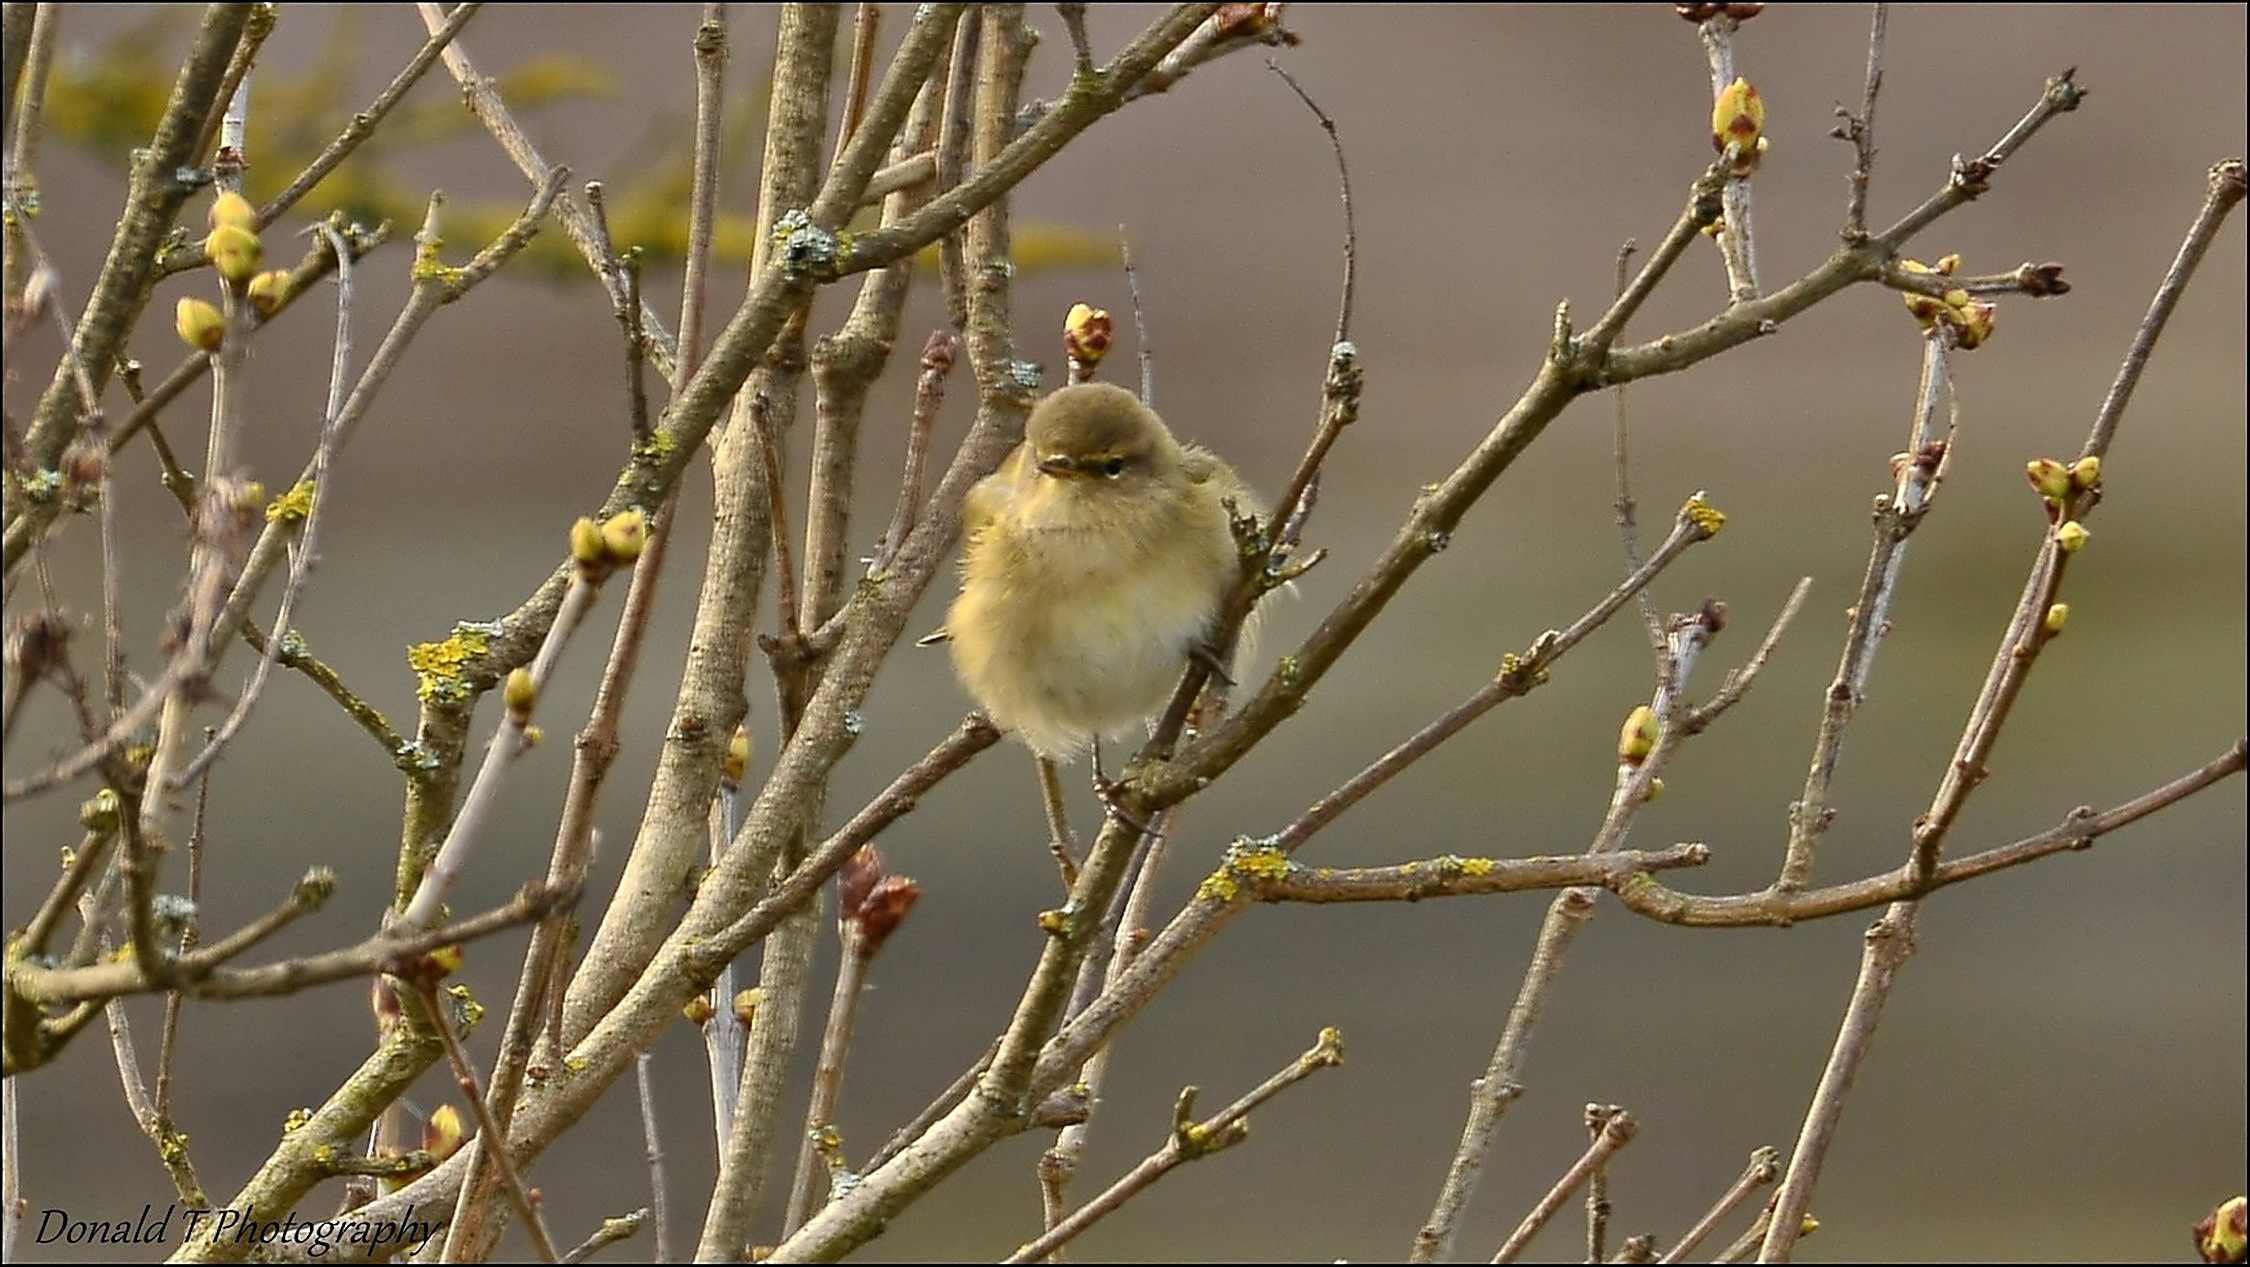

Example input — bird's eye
[1102,457,1126,478]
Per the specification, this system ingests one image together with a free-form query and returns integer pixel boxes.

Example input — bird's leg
[1187,640,1236,687]
[1088,739,1160,838]
[1033,755,1081,890]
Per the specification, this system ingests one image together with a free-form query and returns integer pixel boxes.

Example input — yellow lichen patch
[1681,492,1727,538]
[1196,868,1241,904]
[282,1108,314,1134]
[406,624,493,704]
[1457,857,1497,877]
[265,479,316,524]
[1228,842,1291,882]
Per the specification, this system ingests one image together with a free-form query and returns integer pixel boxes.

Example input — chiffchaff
[933,382,1262,763]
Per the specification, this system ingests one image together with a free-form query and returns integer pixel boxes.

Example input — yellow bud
[1897,258,1957,327]
[1950,299,1997,350]
[205,223,263,285]
[1711,77,1765,161]
[246,270,291,317]
[209,190,256,232]
[2024,459,2072,501]
[733,986,763,1027]
[569,516,605,567]
[1942,288,1971,310]
[600,509,647,564]
[424,943,466,977]
[522,723,545,748]
[231,481,268,515]
[1618,705,1658,765]
[682,994,715,1026]
[424,1105,467,1162]
[1644,777,1665,802]
[1063,303,1112,365]
[724,726,752,784]
[503,667,537,718]
[2043,603,2069,636]
[80,788,122,832]
[176,297,225,352]
[2196,1195,2247,1264]
[2055,521,2090,554]
[2070,455,2101,489]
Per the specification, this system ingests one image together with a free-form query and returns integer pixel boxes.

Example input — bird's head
[1025,383,1180,493]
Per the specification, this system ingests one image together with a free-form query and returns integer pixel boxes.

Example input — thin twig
[174,221,359,785]
[1006,1029,1344,1263]
[421,982,560,1263]
[253,4,482,233]
[1119,230,1155,405]
[412,1,678,376]
[1699,15,1762,302]
[1266,60,1355,345]
[635,1054,671,1262]
[1584,1103,1618,1263]
[1838,3,1888,241]
[1774,332,1952,894]
[1658,1146,1778,1262]
[1493,1110,1638,1263]
[560,1210,648,1266]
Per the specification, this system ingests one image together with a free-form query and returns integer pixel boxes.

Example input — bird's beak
[1036,455,1080,479]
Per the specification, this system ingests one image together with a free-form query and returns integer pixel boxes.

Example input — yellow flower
[2055,521,2090,553]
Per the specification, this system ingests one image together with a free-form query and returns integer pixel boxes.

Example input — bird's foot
[1188,640,1236,687]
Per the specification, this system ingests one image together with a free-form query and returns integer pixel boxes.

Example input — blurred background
[4,5,2244,1262]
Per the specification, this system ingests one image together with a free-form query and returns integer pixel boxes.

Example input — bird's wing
[1180,443,1267,519]
[963,442,1030,539]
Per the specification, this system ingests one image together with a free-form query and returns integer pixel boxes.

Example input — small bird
[930,382,1261,767]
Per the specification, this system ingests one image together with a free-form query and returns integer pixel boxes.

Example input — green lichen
[406,622,493,704]
[631,428,678,464]
[265,478,315,523]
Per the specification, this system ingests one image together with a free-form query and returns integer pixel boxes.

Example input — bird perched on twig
[924,382,1262,865]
